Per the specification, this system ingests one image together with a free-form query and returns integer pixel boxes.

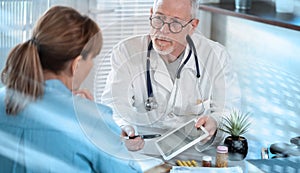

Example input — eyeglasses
[149,16,194,34]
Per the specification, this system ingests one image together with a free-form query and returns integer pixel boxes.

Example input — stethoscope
[144,35,201,111]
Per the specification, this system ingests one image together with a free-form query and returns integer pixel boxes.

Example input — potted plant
[219,110,251,161]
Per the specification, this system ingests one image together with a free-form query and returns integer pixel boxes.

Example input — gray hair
[153,0,199,18]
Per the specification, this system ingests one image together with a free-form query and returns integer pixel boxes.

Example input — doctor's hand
[195,115,218,143]
[121,125,145,151]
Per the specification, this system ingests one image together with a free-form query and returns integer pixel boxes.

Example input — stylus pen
[123,134,161,140]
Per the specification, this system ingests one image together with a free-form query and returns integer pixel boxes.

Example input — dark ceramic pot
[224,136,248,161]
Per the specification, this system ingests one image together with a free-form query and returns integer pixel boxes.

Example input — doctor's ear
[71,55,82,76]
[150,7,153,15]
[189,19,199,34]
[191,19,199,29]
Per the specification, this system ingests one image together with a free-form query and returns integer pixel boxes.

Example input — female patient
[0,6,142,172]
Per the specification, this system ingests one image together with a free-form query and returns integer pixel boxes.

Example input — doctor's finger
[201,136,212,143]
[125,138,145,151]
[121,125,135,136]
[195,116,208,128]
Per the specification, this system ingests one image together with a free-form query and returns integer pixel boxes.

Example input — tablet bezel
[155,118,209,160]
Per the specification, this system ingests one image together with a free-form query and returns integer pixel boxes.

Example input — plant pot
[224,136,248,161]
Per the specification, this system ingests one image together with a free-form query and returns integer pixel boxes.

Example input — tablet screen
[155,118,208,160]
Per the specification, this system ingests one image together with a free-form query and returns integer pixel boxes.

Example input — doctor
[102,0,241,152]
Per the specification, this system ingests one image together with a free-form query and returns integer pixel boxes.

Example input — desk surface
[248,156,300,173]
[143,146,266,173]
[139,136,300,172]
[145,159,265,173]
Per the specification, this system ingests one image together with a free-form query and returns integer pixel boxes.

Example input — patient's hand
[73,88,94,101]
[195,115,217,143]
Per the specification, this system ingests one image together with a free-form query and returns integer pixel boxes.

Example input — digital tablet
[155,118,209,160]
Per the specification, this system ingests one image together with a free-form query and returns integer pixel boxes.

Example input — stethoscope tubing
[145,34,201,111]
[146,41,154,98]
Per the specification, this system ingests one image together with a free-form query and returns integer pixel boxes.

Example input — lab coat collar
[150,43,195,93]
[182,42,197,70]
[152,55,174,92]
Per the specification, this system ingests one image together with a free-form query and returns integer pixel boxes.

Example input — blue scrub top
[0,79,142,173]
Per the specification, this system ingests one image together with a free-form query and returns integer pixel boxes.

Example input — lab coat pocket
[187,99,210,115]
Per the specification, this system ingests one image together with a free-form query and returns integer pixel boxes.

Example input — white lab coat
[101,33,241,151]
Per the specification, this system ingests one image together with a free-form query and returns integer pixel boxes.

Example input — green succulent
[219,110,251,137]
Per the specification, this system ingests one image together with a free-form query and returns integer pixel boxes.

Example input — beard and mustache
[151,35,174,56]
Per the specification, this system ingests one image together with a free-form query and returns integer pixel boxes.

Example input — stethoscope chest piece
[144,96,158,111]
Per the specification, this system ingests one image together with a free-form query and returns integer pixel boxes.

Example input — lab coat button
[168,113,174,118]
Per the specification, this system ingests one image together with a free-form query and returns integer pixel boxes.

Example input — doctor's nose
[159,23,171,34]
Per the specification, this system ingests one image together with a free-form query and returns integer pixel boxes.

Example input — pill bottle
[202,155,212,167]
[215,145,228,167]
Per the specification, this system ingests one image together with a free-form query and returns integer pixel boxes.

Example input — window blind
[89,0,153,102]
[0,0,153,94]
[0,0,49,87]
[0,0,82,87]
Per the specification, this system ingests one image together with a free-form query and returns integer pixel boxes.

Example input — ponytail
[1,39,44,115]
[1,6,102,115]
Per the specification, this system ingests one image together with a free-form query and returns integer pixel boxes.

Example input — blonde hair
[1,6,102,115]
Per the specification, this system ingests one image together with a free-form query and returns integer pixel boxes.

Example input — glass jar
[202,155,212,167]
[215,146,228,167]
